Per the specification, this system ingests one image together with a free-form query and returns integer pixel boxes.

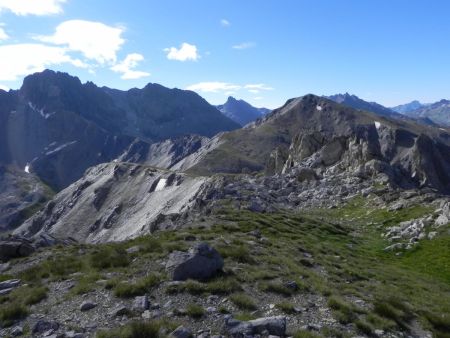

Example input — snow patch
[374,121,381,129]
[24,164,30,173]
[316,105,323,111]
[45,141,77,155]
[28,102,55,119]
[154,178,167,191]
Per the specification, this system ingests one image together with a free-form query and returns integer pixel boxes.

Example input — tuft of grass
[217,245,254,263]
[206,277,242,294]
[0,303,28,327]
[96,319,177,338]
[355,319,375,336]
[259,281,295,296]
[292,330,323,338]
[234,312,257,321]
[276,301,296,314]
[114,274,160,298]
[90,246,130,270]
[186,303,205,319]
[327,296,360,324]
[22,286,48,305]
[373,297,413,329]
[230,293,257,311]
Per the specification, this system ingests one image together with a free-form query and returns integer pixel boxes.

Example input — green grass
[0,303,28,327]
[186,303,205,319]
[114,274,161,298]
[276,301,296,314]
[259,281,295,296]
[90,246,130,270]
[229,293,257,311]
[292,330,323,338]
[96,320,178,338]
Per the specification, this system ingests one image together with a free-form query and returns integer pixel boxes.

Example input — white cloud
[253,96,263,100]
[0,0,66,16]
[0,26,8,40]
[164,42,199,61]
[0,43,87,81]
[36,20,125,64]
[187,82,274,96]
[245,84,274,91]
[232,42,255,50]
[186,82,241,93]
[111,53,150,80]
[220,19,230,27]
[0,83,9,91]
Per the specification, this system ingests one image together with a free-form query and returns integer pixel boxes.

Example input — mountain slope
[405,99,450,126]
[0,70,239,191]
[216,96,270,126]
[391,100,427,114]
[182,95,450,193]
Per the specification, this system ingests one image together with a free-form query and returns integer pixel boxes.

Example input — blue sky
[0,0,450,108]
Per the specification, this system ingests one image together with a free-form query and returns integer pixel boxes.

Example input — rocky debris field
[0,190,449,338]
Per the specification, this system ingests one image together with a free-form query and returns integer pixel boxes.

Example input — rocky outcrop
[166,243,224,281]
[188,95,450,194]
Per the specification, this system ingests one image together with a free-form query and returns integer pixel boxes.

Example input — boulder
[0,239,35,261]
[225,316,287,337]
[296,167,317,182]
[80,301,97,311]
[132,295,149,312]
[166,243,223,281]
[32,320,59,334]
[170,325,192,338]
[0,279,20,290]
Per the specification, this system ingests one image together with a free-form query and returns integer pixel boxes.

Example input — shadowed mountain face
[216,96,270,126]
[0,70,239,191]
[183,95,450,193]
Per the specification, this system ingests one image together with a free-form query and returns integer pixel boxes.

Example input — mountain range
[1,70,449,338]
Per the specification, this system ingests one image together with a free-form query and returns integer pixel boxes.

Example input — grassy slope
[1,195,449,337]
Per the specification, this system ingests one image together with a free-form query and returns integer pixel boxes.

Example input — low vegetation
[1,194,449,337]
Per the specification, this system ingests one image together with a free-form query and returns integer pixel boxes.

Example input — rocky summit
[0,77,450,338]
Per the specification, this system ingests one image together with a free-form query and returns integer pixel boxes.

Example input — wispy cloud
[232,42,256,50]
[186,82,241,93]
[111,53,150,79]
[220,19,230,27]
[0,0,66,16]
[0,26,8,41]
[164,42,199,61]
[187,81,274,96]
